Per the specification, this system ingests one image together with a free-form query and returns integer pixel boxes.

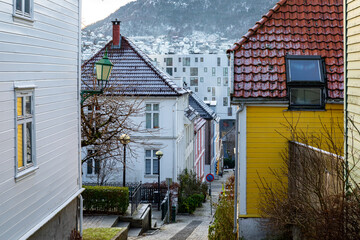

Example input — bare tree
[258,115,360,240]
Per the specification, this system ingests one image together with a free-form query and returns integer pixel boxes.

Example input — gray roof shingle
[82,37,186,96]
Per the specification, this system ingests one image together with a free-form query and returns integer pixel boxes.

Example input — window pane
[153,159,159,174]
[25,96,31,115]
[87,159,93,174]
[16,0,22,11]
[190,68,198,76]
[146,113,151,128]
[153,104,159,111]
[190,77,198,86]
[146,150,151,157]
[290,88,321,106]
[146,104,151,111]
[145,159,151,174]
[223,77,228,86]
[17,124,24,168]
[95,159,100,174]
[26,122,32,164]
[200,77,204,82]
[153,113,159,128]
[17,97,23,116]
[223,97,228,106]
[165,58,173,66]
[289,59,322,82]
[153,150,157,157]
[24,0,30,14]
[166,68,173,76]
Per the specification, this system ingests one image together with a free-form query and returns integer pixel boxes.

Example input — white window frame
[13,0,34,21]
[15,89,36,178]
[145,103,160,129]
[145,149,159,175]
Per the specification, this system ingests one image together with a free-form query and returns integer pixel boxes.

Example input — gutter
[234,103,245,234]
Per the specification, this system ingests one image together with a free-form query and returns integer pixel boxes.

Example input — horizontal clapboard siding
[346,0,360,182]
[245,104,344,215]
[0,0,80,239]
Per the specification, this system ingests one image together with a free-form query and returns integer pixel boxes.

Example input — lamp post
[81,48,113,105]
[119,134,130,187]
[156,150,163,210]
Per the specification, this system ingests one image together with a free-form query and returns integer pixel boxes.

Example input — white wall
[0,0,81,239]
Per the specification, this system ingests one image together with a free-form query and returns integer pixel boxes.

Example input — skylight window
[286,55,326,109]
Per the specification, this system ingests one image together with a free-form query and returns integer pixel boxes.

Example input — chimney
[112,19,121,48]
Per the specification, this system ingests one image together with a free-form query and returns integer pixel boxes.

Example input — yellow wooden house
[227,0,344,238]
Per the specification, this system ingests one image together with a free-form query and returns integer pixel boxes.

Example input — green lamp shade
[95,49,113,88]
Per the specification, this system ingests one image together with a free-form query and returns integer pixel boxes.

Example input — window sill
[144,174,159,178]
[13,14,35,26]
[15,166,38,182]
[285,108,326,112]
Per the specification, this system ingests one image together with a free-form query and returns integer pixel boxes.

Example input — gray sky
[82,0,136,27]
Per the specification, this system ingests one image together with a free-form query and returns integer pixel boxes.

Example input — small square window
[183,57,190,66]
[204,67,207,73]
[190,77,198,86]
[207,87,211,92]
[14,0,33,19]
[195,87,198,92]
[195,57,198,62]
[200,77,204,82]
[166,68,173,76]
[190,68,198,76]
[200,57,204,62]
[183,68,186,72]
[212,67,216,76]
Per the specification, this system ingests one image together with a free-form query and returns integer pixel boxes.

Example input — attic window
[286,55,326,110]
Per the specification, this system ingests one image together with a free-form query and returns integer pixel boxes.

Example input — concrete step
[128,227,142,237]
[114,221,130,229]
[83,215,119,229]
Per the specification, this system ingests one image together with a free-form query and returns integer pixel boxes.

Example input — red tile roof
[82,37,185,96]
[227,0,343,100]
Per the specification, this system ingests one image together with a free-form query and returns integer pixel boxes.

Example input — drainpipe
[234,103,245,234]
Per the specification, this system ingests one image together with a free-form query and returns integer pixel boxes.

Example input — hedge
[82,186,129,215]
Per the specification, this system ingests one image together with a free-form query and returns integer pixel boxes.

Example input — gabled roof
[189,93,219,122]
[227,0,343,100]
[82,37,186,96]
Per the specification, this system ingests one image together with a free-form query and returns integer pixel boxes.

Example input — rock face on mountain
[84,0,278,39]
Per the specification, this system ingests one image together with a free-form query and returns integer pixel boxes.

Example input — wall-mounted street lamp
[81,49,113,105]
[156,150,163,210]
[119,134,131,187]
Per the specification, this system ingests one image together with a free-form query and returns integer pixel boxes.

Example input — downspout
[343,0,349,192]
[233,103,245,234]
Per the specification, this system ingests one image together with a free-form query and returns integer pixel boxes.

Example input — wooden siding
[246,104,344,216]
[0,0,80,239]
[346,0,360,182]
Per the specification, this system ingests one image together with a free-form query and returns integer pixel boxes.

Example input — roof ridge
[227,0,287,53]
[123,37,186,95]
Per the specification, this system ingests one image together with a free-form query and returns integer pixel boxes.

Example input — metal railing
[161,190,170,222]
[130,183,142,215]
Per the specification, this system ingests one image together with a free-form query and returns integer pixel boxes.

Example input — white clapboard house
[0,0,82,239]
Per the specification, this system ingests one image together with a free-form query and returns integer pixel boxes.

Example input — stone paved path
[130,170,233,240]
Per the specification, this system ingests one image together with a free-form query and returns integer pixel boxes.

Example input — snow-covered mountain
[82,0,278,60]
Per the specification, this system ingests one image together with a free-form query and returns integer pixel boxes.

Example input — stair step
[114,221,130,229]
[128,227,143,237]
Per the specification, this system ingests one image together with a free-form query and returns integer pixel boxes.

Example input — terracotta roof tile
[228,0,343,100]
[82,37,185,96]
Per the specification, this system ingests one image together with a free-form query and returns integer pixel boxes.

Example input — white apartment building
[150,54,236,121]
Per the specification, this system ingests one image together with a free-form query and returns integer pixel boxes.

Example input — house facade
[227,0,344,238]
[189,93,220,178]
[344,0,360,183]
[0,0,82,239]
[194,117,206,181]
[81,20,193,184]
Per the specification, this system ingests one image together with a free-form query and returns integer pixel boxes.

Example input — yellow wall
[245,104,344,216]
[346,0,360,183]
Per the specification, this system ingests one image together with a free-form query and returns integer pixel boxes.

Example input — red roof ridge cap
[227,0,287,54]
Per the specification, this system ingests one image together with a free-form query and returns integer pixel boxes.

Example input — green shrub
[208,175,236,240]
[178,169,208,213]
[82,185,129,215]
